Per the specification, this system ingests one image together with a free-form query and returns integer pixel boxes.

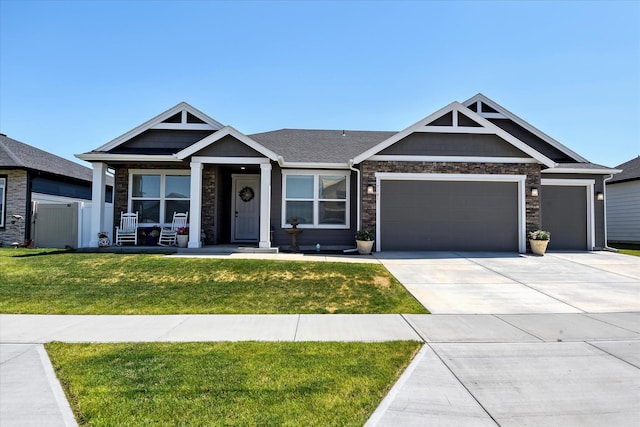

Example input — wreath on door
[239,186,255,202]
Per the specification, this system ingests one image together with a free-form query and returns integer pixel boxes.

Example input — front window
[282,171,349,228]
[129,171,190,224]
[0,177,5,227]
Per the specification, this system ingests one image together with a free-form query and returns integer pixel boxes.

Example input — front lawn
[0,250,427,314]
[47,341,421,426]
[609,244,640,258]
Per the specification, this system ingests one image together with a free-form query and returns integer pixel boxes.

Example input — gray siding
[110,130,215,154]
[489,119,574,162]
[607,180,640,243]
[194,135,265,158]
[380,180,519,251]
[270,164,358,250]
[378,133,529,157]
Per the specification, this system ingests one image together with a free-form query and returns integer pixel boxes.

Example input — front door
[231,174,260,242]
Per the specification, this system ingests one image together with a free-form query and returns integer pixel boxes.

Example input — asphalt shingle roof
[610,156,640,183]
[250,129,396,163]
[0,134,104,183]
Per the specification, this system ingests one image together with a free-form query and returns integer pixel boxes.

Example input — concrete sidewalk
[2,312,640,426]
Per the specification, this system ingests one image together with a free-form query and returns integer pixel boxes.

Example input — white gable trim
[76,153,181,162]
[353,102,556,167]
[542,167,622,174]
[463,93,588,163]
[175,126,279,161]
[95,102,224,152]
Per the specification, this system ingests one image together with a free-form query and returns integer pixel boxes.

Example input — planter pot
[356,240,374,255]
[176,235,189,248]
[529,239,549,256]
[98,237,110,247]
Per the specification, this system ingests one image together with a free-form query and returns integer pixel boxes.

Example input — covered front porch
[86,157,274,250]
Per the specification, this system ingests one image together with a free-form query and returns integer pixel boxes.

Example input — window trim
[0,176,6,228]
[128,169,190,225]
[281,169,350,229]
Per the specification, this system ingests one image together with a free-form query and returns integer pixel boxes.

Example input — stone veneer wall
[360,161,542,238]
[0,170,28,247]
[201,165,216,244]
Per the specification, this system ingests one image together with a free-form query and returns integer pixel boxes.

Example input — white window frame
[128,169,191,226]
[0,177,5,228]
[281,169,350,229]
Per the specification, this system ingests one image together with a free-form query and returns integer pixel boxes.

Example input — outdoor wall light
[596,192,604,201]
[367,183,376,194]
[531,187,539,197]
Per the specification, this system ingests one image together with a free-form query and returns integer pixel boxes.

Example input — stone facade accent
[201,165,216,244]
[360,161,542,238]
[0,170,28,247]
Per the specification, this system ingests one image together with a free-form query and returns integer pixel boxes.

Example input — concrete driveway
[376,251,640,314]
[367,251,640,426]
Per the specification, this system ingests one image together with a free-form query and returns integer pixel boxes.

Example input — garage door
[541,185,587,250]
[380,180,519,251]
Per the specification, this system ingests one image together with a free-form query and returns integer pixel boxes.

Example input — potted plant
[528,229,550,255]
[355,230,375,255]
[97,231,110,247]
[176,227,189,248]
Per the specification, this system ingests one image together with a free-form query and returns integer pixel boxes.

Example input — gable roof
[0,134,111,184]
[463,93,588,163]
[351,101,556,167]
[609,156,640,183]
[94,102,224,153]
[175,126,279,161]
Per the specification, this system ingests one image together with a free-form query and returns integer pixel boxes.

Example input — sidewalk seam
[426,342,502,427]
[585,341,640,370]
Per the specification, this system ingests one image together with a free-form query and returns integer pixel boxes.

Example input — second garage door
[379,180,519,251]
[541,185,588,250]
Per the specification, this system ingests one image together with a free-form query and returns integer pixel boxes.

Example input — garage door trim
[541,178,595,250]
[375,173,527,252]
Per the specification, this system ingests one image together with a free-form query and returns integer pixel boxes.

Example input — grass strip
[47,341,421,426]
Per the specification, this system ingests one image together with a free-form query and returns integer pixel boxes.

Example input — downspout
[348,159,361,230]
[602,174,617,252]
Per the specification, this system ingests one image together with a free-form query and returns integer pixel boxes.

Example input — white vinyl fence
[32,198,113,248]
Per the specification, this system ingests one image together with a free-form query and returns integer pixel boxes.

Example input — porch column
[188,161,203,248]
[89,162,107,248]
[259,162,272,248]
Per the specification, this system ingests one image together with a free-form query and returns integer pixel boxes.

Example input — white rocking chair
[115,212,138,246]
[158,212,188,246]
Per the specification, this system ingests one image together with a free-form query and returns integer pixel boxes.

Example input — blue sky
[1,0,638,168]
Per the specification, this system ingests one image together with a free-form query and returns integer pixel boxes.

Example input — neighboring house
[606,156,640,244]
[0,134,114,247]
[77,94,619,252]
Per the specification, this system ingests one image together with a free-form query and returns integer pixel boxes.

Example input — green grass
[0,250,427,314]
[609,243,640,257]
[47,341,421,427]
